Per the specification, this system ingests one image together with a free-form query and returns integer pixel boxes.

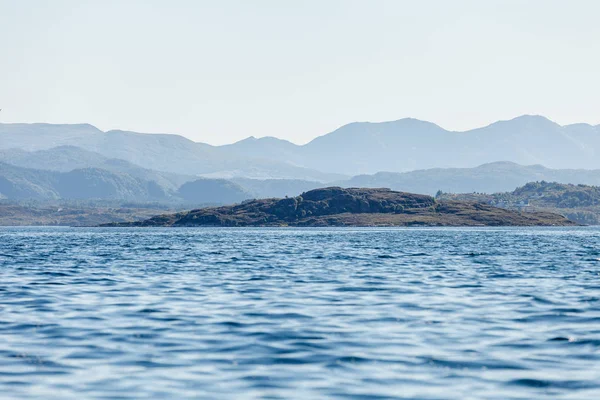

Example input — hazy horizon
[1,114,598,147]
[2,0,600,145]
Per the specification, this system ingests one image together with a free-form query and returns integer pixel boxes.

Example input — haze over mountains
[2,115,600,205]
[2,115,600,177]
[340,162,600,196]
[0,123,341,182]
[0,146,192,192]
[226,115,600,174]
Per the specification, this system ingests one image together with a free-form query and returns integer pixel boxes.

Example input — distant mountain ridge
[2,115,600,177]
[232,161,600,199]
[0,162,175,202]
[0,146,193,191]
[0,123,342,181]
[5,150,600,205]
[224,115,600,174]
[337,161,600,195]
[0,162,251,205]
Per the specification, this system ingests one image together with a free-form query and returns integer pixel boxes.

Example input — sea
[1,226,599,399]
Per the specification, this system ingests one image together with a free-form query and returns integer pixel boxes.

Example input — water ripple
[0,226,599,399]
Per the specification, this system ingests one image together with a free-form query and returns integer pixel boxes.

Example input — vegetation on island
[437,181,600,225]
[104,187,574,228]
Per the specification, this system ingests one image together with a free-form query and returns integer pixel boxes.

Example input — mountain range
[0,162,173,202]
[2,115,600,178]
[339,162,600,195]
[2,115,600,206]
[5,155,600,204]
[0,123,341,181]
[226,116,600,174]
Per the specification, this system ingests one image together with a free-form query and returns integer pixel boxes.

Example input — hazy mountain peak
[233,135,296,145]
[71,123,101,131]
[0,123,104,151]
[476,161,523,168]
[511,114,554,122]
[565,123,595,129]
[326,117,444,131]
[387,117,446,128]
[307,117,447,147]
[0,122,101,130]
[490,114,559,128]
[474,161,548,172]
[106,129,187,138]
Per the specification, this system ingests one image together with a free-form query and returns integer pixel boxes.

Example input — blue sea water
[0,227,599,399]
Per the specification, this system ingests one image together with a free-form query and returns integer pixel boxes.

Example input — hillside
[3,116,600,178]
[0,124,342,181]
[224,116,600,175]
[0,146,193,191]
[0,162,251,205]
[337,162,600,195]
[7,154,600,212]
[0,162,172,202]
[105,187,573,227]
[0,146,323,202]
[0,123,101,151]
[12,147,600,200]
[234,162,600,199]
[438,181,600,225]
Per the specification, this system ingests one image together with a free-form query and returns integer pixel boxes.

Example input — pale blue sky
[1,0,599,144]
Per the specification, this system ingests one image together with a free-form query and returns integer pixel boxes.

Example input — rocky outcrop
[103,187,575,227]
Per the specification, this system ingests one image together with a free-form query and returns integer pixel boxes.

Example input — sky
[1,0,599,145]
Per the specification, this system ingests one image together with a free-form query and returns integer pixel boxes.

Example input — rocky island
[103,187,575,227]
